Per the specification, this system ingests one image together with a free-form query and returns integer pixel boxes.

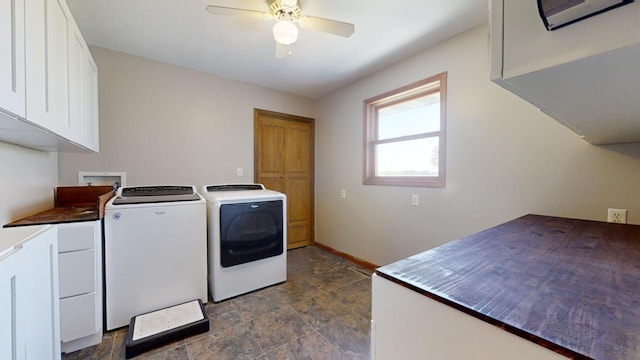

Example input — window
[363,72,446,187]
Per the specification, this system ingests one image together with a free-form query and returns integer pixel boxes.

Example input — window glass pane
[376,137,439,177]
[363,72,446,187]
[378,93,440,140]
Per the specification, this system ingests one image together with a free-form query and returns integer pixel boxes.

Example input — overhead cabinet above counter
[0,0,99,153]
[490,0,640,145]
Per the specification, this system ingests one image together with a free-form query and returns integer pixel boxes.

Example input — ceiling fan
[206,0,355,58]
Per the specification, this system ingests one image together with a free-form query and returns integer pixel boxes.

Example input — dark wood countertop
[375,214,640,360]
[4,186,114,228]
[4,207,101,227]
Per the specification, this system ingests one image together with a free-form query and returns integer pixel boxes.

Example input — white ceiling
[65,0,488,99]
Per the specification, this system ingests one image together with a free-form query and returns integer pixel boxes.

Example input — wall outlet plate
[607,208,627,224]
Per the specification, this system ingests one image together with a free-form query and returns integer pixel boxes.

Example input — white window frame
[363,72,446,187]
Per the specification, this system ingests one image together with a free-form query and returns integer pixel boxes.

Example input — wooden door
[254,109,314,249]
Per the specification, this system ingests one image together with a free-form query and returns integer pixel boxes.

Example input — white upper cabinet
[0,0,98,152]
[25,0,70,137]
[0,0,26,118]
[491,0,640,145]
[68,20,86,145]
[68,19,99,152]
[83,52,99,152]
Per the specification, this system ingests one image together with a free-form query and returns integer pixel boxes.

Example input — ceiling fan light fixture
[273,21,298,45]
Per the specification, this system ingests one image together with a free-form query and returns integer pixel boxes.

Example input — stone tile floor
[62,246,373,360]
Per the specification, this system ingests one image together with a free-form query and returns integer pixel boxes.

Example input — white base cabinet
[371,274,566,360]
[0,225,61,360]
[0,247,21,360]
[58,221,103,354]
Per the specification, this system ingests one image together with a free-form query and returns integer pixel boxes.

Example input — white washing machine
[104,185,207,330]
[202,184,286,302]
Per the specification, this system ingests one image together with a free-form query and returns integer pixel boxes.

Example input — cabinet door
[68,21,85,145]
[0,0,26,117]
[66,15,99,152]
[25,0,70,136]
[19,227,60,360]
[501,0,640,79]
[83,51,99,152]
[0,249,24,360]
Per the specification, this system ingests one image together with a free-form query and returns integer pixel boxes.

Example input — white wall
[53,31,640,268]
[314,25,640,266]
[0,142,58,225]
[58,47,315,188]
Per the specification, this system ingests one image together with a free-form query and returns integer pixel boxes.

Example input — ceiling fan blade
[206,5,272,20]
[280,0,297,8]
[299,16,354,37]
[275,42,292,59]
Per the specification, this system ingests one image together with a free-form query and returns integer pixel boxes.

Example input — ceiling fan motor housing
[270,0,301,21]
[207,0,355,57]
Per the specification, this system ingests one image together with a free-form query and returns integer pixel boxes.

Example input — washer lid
[112,185,200,205]
[205,184,265,192]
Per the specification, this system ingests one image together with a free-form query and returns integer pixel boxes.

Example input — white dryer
[202,184,286,302]
[104,185,207,330]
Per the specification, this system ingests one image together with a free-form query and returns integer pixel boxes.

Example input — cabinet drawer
[60,292,98,342]
[59,249,95,298]
[58,222,96,252]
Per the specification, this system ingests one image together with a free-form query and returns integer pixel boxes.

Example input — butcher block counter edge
[4,207,102,227]
[375,214,640,360]
[4,187,114,228]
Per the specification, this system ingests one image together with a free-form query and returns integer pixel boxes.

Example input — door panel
[257,123,285,192]
[258,124,284,174]
[287,177,310,223]
[288,223,310,250]
[286,127,311,174]
[287,177,311,248]
[261,177,284,193]
[255,109,314,249]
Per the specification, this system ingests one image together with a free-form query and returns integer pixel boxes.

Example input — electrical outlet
[412,194,419,206]
[607,208,627,224]
[236,167,243,177]
[340,189,346,198]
